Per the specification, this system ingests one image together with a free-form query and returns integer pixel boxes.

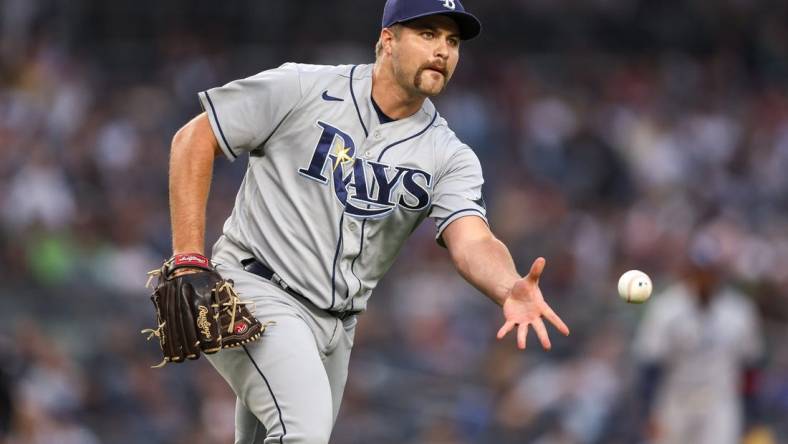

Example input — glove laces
[214,281,255,333]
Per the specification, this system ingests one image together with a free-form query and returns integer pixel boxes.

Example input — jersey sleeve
[428,147,488,247]
[198,63,303,161]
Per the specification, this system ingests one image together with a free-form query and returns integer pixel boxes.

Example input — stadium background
[1,0,787,442]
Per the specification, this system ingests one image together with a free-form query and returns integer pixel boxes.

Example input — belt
[241,258,359,321]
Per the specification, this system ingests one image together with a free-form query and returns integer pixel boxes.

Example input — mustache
[419,62,448,77]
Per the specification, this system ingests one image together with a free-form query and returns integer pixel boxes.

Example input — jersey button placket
[365,129,382,159]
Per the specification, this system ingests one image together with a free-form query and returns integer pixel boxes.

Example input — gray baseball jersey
[199,62,487,313]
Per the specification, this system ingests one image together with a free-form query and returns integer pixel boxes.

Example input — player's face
[390,16,460,97]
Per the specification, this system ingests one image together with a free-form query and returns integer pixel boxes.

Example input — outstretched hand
[496,257,570,350]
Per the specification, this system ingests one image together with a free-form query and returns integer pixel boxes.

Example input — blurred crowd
[1,0,787,443]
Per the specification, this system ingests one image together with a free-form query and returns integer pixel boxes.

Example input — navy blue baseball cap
[382,0,482,40]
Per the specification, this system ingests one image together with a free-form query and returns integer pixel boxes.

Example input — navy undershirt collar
[371,95,396,124]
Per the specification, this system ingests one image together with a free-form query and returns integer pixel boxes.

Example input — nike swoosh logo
[321,90,344,102]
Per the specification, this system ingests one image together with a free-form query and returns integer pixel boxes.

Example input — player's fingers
[532,318,551,350]
[526,257,546,283]
[543,305,570,336]
[497,320,515,339]
[517,323,529,350]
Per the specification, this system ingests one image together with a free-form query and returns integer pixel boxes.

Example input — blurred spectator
[2,146,76,232]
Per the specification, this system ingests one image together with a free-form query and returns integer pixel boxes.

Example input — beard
[392,56,451,98]
[413,66,450,96]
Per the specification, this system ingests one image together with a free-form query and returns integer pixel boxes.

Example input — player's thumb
[527,257,546,283]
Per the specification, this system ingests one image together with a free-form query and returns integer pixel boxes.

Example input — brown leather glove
[142,253,267,367]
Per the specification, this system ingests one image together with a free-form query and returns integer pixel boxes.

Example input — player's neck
[371,62,426,120]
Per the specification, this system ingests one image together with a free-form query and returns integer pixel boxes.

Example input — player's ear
[380,27,397,55]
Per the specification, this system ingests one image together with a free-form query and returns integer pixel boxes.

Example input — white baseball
[617,270,652,303]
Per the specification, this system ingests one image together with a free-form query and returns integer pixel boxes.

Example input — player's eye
[421,31,435,40]
[447,38,459,48]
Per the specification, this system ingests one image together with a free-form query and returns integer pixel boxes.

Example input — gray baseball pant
[206,260,356,444]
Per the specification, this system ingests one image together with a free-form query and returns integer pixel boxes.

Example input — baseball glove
[142,253,267,368]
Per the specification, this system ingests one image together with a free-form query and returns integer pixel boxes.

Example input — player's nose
[433,40,450,59]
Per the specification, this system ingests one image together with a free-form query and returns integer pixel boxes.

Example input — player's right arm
[430,145,568,350]
[169,112,223,255]
[170,64,302,256]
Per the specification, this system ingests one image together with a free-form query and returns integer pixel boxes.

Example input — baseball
[617,270,652,303]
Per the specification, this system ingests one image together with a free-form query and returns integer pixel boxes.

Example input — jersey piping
[203,90,238,159]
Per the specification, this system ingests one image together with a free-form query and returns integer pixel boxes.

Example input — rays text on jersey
[298,121,432,218]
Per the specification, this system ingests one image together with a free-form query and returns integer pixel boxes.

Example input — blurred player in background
[633,236,766,444]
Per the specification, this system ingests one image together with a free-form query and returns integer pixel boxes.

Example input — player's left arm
[442,216,569,350]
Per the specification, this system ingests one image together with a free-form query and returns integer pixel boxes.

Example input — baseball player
[634,256,764,444]
[166,0,569,442]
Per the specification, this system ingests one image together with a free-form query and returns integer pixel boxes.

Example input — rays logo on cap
[440,0,456,10]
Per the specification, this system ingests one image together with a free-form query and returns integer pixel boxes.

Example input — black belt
[241,258,359,321]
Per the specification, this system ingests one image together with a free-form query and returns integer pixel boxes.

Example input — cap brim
[393,10,482,40]
[444,11,482,40]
